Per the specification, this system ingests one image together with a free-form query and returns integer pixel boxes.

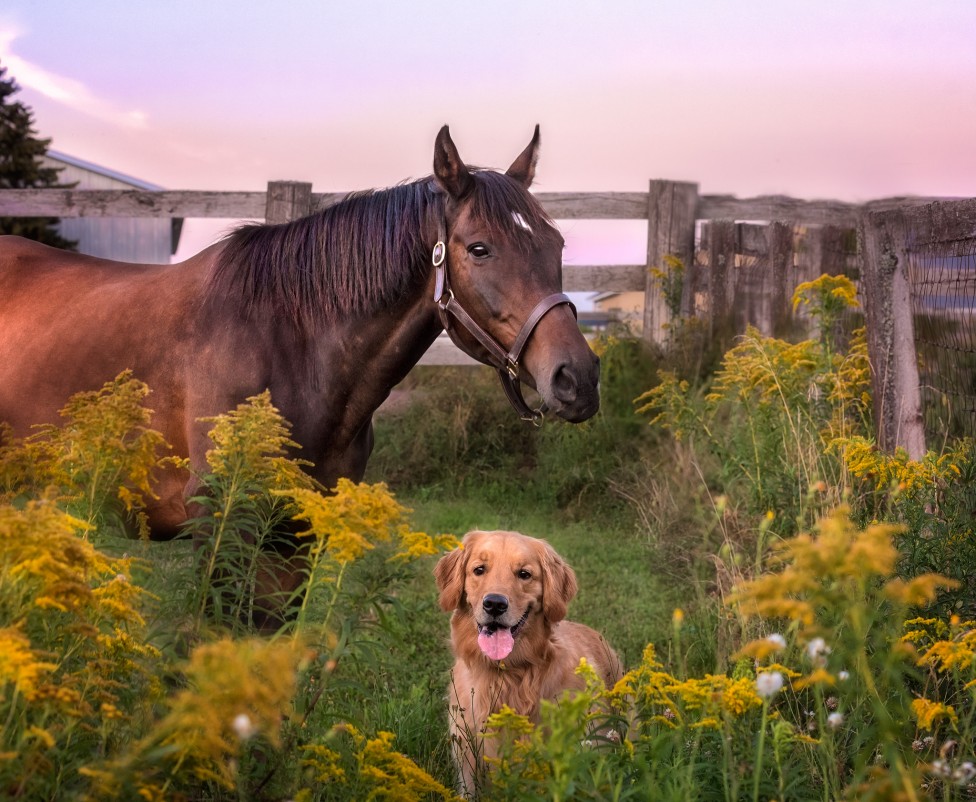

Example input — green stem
[753,699,770,802]
[196,475,239,621]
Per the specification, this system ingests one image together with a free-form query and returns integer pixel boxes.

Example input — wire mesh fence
[907,237,976,443]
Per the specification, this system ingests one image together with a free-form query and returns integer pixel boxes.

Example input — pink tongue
[478,628,515,660]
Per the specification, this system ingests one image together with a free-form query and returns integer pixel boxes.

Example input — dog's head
[434,530,578,662]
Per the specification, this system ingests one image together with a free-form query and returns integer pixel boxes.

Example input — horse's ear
[433,125,474,200]
[505,125,541,189]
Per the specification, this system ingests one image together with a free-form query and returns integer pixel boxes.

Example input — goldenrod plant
[638,275,869,531]
[3,303,976,800]
[466,509,974,801]
[0,377,459,800]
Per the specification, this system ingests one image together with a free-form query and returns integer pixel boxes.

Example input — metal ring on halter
[432,241,446,267]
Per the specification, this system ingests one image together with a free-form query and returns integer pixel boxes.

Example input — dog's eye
[473,565,486,576]
[517,569,532,580]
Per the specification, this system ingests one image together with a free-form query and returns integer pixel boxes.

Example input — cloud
[0,24,147,129]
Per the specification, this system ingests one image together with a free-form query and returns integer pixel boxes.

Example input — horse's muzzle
[549,351,600,422]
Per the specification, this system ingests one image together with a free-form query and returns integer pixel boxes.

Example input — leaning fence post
[858,209,926,458]
[265,181,313,224]
[644,180,699,346]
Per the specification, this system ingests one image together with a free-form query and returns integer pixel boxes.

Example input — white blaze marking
[512,212,533,233]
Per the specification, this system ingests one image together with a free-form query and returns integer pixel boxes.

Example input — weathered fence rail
[2,181,972,454]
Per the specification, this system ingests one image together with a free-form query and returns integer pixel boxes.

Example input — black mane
[205,170,557,335]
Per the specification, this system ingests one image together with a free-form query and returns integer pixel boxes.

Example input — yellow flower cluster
[837,436,970,495]
[731,506,903,629]
[333,724,460,802]
[609,643,762,729]
[201,390,316,492]
[1,372,169,521]
[159,637,304,787]
[0,626,55,702]
[911,698,958,731]
[301,742,347,784]
[792,273,860,315]
[286,479,455,567]
[915,619,976,676]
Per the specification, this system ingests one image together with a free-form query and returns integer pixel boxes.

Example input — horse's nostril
[551,365,579,404]
[483,594,509,617]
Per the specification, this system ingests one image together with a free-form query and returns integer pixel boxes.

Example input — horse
[0,126,600,542]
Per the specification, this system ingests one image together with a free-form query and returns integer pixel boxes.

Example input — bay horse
[0,126,600,541]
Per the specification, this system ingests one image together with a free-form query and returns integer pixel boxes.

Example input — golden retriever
[434,530,623,795]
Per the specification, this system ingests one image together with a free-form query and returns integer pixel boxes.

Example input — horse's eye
[473,565,486,576]
[467,243,491,259]
[517,569,532,580]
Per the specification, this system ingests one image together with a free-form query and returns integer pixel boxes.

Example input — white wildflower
[827,712,844,730]
[767,633,786,650]
[953,761,976,785]
[755,671,784,699]
[806,637,830,664]
[232,713,256,740]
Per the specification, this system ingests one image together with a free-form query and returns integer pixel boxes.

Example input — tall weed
[477,509,975,801]
[0,376,461,800]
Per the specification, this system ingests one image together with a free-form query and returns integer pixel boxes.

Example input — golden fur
[434,530,623,795]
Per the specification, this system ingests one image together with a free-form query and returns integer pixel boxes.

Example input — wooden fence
[1,180,969,455]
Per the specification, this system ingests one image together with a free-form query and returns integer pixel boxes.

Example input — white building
[41,151,182,264]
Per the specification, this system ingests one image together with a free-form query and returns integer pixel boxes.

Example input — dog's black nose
[482,594,509,617]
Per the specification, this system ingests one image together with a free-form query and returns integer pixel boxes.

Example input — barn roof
[46,150,164,191]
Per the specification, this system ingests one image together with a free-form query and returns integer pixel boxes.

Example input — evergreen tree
[0,61,76,249]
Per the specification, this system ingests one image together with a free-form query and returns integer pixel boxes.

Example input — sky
[1,0,974,269]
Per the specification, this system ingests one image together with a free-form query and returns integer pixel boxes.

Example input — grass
[397,493,682,675]
[4,291,976,799]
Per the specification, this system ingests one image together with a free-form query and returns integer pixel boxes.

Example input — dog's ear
[540,540,578,623]
[434,542,468,612]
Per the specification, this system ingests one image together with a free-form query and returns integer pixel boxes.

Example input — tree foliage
[0,61,75,249]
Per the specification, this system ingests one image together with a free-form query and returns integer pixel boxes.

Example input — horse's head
[431,126,600,423]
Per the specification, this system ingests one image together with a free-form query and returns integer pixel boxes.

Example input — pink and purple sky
[1,0,974,269]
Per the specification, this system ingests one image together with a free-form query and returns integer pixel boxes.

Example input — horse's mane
[204,170,557,335]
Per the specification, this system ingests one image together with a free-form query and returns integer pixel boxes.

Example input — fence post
[858,209,926,458]
[702,220,736,341]
[766,222,794,336]
[265,181,313,224]
[644,180,699,346]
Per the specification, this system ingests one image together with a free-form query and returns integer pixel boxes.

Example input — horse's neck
[304,290,443,430]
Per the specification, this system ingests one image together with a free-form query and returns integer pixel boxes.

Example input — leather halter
[431,214,576,424]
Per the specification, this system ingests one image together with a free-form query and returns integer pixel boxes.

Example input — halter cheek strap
[430,219,576,424]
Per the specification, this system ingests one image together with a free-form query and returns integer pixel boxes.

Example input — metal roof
[45,150,164,191]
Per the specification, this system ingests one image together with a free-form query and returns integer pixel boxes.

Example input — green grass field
[5,306,976,800]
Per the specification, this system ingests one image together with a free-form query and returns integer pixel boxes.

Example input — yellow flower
[486,705,536,736]
[0,626,56,701]
[792,668,836,691]
[302,743,346,783]
[735,635,787,662]
[284,480,429,566]
[339,724,461,801]
[154,637,303,788]
[885,574,959,607]
[26,725,55,749]
[919,628,976,674]
[792,274,860,313]
[911,697,958,731]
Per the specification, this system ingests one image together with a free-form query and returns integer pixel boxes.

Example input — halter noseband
[431,215,576,424]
